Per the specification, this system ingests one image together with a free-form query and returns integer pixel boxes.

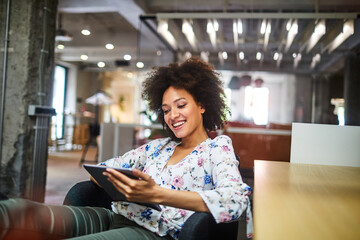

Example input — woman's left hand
[103,168,162,204]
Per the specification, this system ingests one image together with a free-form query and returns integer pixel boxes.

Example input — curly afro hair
[142,57,230,141]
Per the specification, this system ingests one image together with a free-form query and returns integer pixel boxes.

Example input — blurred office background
[0,0,359,204]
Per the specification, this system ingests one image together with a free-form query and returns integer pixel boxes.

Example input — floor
[45,147,98,205]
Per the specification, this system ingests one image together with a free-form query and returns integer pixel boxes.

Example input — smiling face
[162,86,207,142]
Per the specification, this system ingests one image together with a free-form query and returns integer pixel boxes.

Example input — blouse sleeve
[98,138,168,170]
[197,135,252,224]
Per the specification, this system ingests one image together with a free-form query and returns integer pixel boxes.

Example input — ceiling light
[233,20,239,49]
[136,61,144,68]
[157,19,177,49]
[218,52,224,65]
[323,19,354,53]
[239,51,245,60]
[256,52,262,60]
[292,53,297,58]
[237,19,243,34]
[222,51,228,60]
[55,14,73,42]
[273,52,279,61]
[286,19,292,31]
[57,44,65,50]
[306,19,326,53]
[214,19,219,31]
[263,20,271,50]
[182,19,197,50]
[81,29,91,36]
[157,50,162,56]
[182,20,192,34]
[207,20,217,50]
[123,54,132,61]
[293,53,302,69]
[127,72,133,78]
[260,19,267,35]
[233,20,238,34]
[185,51,192,59]
[285,19,298,52]
[276,53,283,68]
[314,21,326,35]
[311,53,321,69]
[80,54,88,60]
[105,44,114,50]
[207,21,213,33]
[55,28,73,42]
[97,61,105,68]
[200,51,209,62]
[266,21,271,34]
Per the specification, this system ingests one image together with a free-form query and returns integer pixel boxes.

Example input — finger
[106,168,135,185]
[105,172,129,193]
[132,169,151,181]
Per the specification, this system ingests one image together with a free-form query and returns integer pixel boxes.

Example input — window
[244,86,269,125]
[51,65,67,139]
[331,98,344,126]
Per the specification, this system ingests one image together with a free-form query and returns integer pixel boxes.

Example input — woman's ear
[200,106,205,114]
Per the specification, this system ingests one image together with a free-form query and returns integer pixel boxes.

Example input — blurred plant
[139,110,158,123]
[118,95,125,111]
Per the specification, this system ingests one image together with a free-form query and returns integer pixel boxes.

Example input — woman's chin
[173,131,185,139]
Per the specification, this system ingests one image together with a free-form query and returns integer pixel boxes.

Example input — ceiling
[56,0,360,75]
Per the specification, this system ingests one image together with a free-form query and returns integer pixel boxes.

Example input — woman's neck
[179,129,208,149]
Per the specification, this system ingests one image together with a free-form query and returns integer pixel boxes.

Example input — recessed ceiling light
[81,29,91,36]
[239,51,244,60]
[57,44,65,50]
[105,44,114,50]
[157,50,162,56]
[256,52,262,60]
[123,54,131,61]
[80,54,88,61]
[136,61,144,68]
[222,51,228,60]
[127,72,133,78]
[97,61,105,68]
[273,52,279,61]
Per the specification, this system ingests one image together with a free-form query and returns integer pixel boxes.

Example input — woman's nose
[170,109,179,119]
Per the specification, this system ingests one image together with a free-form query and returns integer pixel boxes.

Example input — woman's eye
[163,109,170,114]
[178,104,186,109]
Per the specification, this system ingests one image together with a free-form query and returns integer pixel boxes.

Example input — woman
[0,58,252,239]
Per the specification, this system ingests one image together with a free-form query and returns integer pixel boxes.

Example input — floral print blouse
[99,135,253,239]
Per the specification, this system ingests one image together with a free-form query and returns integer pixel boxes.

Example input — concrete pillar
[310,75,330,124]
[0,0,58,200]
[344,52,360,126]
[294,75,312,123]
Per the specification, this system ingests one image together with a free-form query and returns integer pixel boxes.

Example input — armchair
[63,181,247,240]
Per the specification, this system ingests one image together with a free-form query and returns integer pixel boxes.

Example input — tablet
[83,164,161,211]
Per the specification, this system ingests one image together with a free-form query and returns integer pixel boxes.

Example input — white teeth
[173,121,185,127]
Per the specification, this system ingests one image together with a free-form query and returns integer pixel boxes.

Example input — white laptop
[290,123,360,167]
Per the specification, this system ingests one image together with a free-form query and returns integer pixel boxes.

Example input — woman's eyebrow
[162,98,186,107]
[174,98,186,103]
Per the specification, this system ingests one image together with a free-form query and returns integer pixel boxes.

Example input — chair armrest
[179,212,214,240]
[63,180,112,209]
[179,212,239,240]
